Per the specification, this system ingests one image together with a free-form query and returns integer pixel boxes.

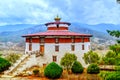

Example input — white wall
[25,43,39,53]
[32,43,39,51]
[47,24,68,27]
[25,42,91,67]
[25,43,29,52]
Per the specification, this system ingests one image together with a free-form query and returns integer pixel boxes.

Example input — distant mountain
[0,24,36,32]
[71,23,120,33]
[0,23,119,42]
[0,24,46,42]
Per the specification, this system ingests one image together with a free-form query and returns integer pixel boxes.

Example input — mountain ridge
[0,23,119,42]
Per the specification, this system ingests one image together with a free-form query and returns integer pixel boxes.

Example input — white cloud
[82,0,120,24]
[0,0,120,25]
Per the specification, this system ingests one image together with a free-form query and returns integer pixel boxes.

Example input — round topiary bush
[44,62,63,79]
[87,63,100,74]
[71,61,84,74]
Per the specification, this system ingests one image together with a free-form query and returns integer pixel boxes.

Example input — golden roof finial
[54,15,61,21]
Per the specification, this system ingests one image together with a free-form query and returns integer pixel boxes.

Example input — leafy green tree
[107,30,120,43]
[60,53,77,71]
[104,58,116,65]
[109,44,120,55]
[5,53,21,63]
[116,54,120,65]
[117,0,120,3]
[105,51,116,58]
[0,57,11,72]
[107,30,120,38]
[102,51,117,65]
[83,50,100,64]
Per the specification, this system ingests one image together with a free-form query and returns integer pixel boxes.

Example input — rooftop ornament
[54,15,61,22]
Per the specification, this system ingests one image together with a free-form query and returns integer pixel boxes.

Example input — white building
[22,16,92,66]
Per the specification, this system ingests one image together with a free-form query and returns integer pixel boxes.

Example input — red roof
[22,30,92,37]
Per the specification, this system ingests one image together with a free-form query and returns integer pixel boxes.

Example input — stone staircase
[36,55,48,66]
[4,53,37,76]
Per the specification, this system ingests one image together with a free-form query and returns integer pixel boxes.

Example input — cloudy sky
[0,0,120,25]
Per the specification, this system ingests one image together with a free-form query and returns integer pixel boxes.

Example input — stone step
[4,52,37,76]
[10,55,31,76]
[4,54,30,75]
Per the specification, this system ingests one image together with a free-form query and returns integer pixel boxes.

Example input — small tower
[45,16,71,31]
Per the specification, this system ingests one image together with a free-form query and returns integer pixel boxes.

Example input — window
[82,44,84,50]
[55,38,59,43]
[29,43,32,51]
[29,38,32,51]
[28,38,32,43]
[71,37,75,43]
[82,37,84,43]
[56,24,59,28]
[55,45,59,52]
[71,45,75,51]
[53,55,57,62]
[41,37,44,43]
[40,45,44,53]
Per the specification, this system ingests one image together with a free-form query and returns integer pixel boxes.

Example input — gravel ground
[0,77,29,80]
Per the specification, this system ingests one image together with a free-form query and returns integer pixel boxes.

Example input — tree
[116,54,120,65]
[60,53,77,71]
[107,30,120,43]
[87,63,100,74]
[5,53,21,63]
[105,51,116,58]
[0,57,11,72]
[107,30,120,38]
[117,0,120,3]
[83,50,100,64]
[103,51,117,65]
[107,30,120,65]
[71,61,84,74]
[109,44,120,55]
[44,62,63,79]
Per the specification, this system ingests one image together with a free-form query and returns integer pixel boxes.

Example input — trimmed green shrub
[44,62,63,79]
[71,61,84,74]
[87,63,100,74]
[0,57,11,72]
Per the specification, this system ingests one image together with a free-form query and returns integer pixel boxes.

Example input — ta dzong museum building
[22,16,92,66]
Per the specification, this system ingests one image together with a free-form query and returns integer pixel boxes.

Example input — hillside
[0,23,118,42]
[0,24,35,33]
[71,23,120,33]
[0,24,46,42]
